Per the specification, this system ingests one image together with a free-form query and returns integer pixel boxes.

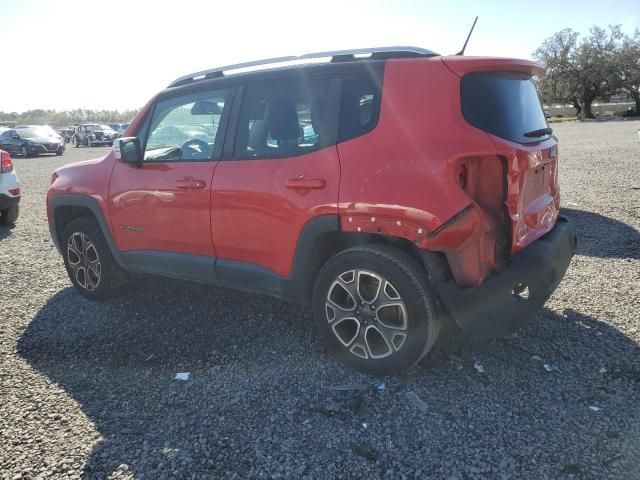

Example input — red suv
[47,47,576,374]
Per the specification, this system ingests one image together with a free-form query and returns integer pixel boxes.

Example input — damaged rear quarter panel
[337,58,502,287]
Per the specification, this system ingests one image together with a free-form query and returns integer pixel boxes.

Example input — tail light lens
[0,150,13,173]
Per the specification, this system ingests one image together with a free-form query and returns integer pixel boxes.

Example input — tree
[534,25,625,119]
[618,29,640,112]
[0,108,139,126]
[533,29,583,116]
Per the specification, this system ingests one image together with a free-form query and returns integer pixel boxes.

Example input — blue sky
[1,0,638,112]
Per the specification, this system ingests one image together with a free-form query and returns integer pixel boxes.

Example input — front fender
[48,194,127,269]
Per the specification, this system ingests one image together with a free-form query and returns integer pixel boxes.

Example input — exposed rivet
[348,217,353,223]
[357,227,362,232]
[371,217,376,222]
[396,220,402,226]
[418,228,423,234]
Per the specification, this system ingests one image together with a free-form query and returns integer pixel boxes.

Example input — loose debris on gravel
[1,121,639,479]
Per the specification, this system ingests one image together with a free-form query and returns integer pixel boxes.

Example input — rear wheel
[313,244,441,375]
[74,136,80,147]
[21,146,29,157]
[0,205,19,225]
[62,217,129,300]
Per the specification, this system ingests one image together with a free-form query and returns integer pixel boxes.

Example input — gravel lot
[1,121,639,480]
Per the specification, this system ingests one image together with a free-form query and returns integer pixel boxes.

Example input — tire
[0,205,19,225]
[312,244,441,375]
[61,217,129,300]
[56,149,63,156]
[21,146,29,157]
[74,136,80,147]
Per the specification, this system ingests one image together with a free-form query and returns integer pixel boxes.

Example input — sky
[0,0,638,113]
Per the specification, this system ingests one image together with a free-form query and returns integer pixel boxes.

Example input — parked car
[0,126,65,157]
[108,123,130,138]
[621,106,639,117]
[58,127,75,143]
[47,47,577,375]
[72,124,118,147]
[0,149,20,225]
[117,123,130,137]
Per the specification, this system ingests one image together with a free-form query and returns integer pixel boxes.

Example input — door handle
[175,179,206,189]
[285,177,326,190]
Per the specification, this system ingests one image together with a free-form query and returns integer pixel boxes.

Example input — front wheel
[62,217,129,300]
[313,244,441,375]
[21,146,29,157]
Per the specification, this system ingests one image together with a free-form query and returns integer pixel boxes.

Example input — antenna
[456,16,478,56]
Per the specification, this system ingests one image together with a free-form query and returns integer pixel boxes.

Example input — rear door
[211,77,341,278]
[460,71,559,252]
[108,88,231,257]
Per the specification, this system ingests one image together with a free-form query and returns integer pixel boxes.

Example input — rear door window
[233,79,339,159]
[461,72,549,144]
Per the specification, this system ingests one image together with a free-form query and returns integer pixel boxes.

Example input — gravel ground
[1,121,639,480]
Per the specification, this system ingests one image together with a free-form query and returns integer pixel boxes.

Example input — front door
[212,78,341,278]
[108,88,231,258]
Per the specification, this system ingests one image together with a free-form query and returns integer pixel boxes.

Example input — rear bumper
[0,193,20,210]
[436,216,577,341]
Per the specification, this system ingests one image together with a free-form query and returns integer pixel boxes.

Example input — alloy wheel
[325,269,408,360]
[66,232,101,291]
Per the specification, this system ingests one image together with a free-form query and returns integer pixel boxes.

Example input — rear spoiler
[441,56,544,77]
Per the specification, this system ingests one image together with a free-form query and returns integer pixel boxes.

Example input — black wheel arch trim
[48,194,127,269]
[48,200,339,304]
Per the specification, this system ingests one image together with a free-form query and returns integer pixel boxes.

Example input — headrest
[267,97,299,142]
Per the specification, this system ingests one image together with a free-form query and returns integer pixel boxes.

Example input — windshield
[16,126,57,138]
[461,72,550,144]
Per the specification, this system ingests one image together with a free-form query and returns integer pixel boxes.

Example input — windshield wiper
[524,127,553,138]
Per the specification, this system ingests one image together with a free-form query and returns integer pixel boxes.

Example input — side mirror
[113,137,142,167]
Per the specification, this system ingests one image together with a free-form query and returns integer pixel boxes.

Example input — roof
[168,46,439,88]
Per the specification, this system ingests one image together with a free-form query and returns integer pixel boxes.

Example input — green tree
[534,25,625,119]
[618,29,640,112]
[0,109,139,126]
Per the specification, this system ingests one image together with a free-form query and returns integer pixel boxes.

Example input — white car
[0,149,20,225]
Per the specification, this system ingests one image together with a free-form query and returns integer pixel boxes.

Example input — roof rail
[168,46,438,88]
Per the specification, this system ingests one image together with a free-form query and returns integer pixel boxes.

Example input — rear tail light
[9,188,20,196]
[0,150,13,173]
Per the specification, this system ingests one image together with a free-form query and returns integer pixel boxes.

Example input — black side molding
[48,194,127,269]
[216,214,340,304]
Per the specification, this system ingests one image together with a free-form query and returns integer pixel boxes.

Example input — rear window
[461,71,549,144]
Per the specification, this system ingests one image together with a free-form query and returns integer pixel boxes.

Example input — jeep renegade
[47,47,577,374]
